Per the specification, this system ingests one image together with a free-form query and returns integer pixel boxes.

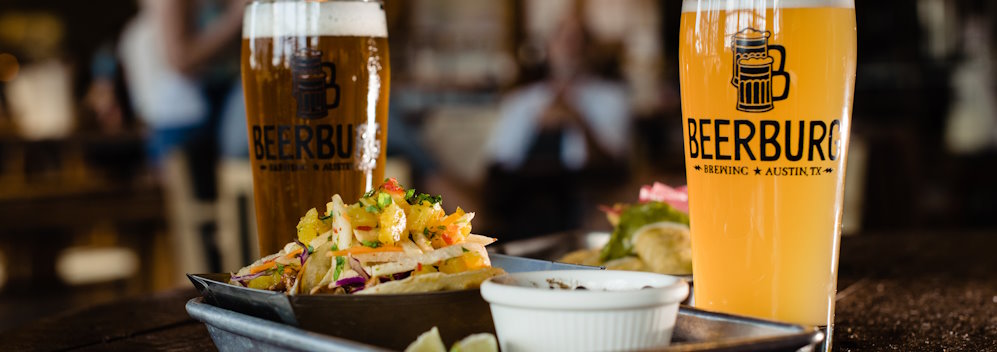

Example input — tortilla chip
[559,249,602,266]
[632,222,692,275]
[464,234,497,246]
[604,256,647,271]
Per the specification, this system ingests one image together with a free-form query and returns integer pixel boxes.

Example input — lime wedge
[450,333,498,352]
[404,326,446,352]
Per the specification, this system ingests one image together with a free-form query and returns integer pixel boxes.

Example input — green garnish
[461,247,469,253]
[361,240,381,248]
[599,201,690,262]
[319,213,333,221]
[362,188,376,198]
[405,189,415,200]
[276,264,285,273]
[408,193,443,206]
[365,205,380,213]
[377,192,392,209]
[422,227,430,235]
[438,225,446,230]
[307,245,314,253]
[333,256,345,281]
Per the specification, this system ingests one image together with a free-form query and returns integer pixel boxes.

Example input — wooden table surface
[1,232,994,351]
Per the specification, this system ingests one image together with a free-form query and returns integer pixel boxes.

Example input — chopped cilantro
[361,240,381,248]
[364,205,380,213]
[461,247,469,253]
[307,245,314,253]
[331,243,339,251]
[319,213,333,221]
[438,225,446,230]
[377,192,392,208]
[333,256,345,281]
[404,189,415,200]
[276,264,285,273]
[422,227,430,235]
[408,192,443,206]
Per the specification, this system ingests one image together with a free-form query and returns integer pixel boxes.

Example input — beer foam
[682,0,854,13]
[244,1,387,39]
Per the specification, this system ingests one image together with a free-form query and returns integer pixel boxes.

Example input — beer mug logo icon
[291,49,341,119]
[731,28,790,113]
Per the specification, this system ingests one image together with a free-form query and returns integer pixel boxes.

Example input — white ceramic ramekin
[480,270,689,352]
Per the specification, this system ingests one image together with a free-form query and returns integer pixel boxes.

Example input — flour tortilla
[296,241,337,294]
[368,242,489,278]
[357,267,505,295]
[632,222,692,274]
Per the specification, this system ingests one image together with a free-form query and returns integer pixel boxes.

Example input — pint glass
[678,0,856,346]
[242,0,390,254]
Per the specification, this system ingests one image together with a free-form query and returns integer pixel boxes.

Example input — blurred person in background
[119,0,247,272]
[944,6,997,227]
[120,0,246,172]
[82,44,128,135]
[484,13,631,240]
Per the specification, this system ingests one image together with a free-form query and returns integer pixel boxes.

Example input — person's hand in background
[157,0,250,76]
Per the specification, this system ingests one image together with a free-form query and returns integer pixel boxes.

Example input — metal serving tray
[188,254,821,351]
[187,297,821,352]
[187,297,389,352]
[188,254,597,350]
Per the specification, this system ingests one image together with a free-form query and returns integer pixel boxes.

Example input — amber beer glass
[242,0,389,254]
[678,0,856,347]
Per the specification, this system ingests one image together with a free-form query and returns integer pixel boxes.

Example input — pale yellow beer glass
[678,0,856,345]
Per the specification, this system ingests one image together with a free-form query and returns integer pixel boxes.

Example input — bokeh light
[0,53,19,82]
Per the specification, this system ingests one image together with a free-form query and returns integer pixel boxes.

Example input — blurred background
[0,0,994,332]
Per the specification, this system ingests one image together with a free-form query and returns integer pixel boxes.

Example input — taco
[230,178,505,295]
[560,182,692,275]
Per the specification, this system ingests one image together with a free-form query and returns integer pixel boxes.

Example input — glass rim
[249,0,383,3]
